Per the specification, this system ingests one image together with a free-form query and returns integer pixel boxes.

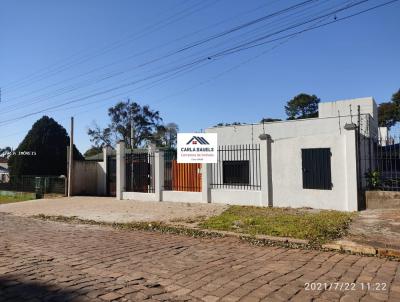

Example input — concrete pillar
[344,124,359,211]
[116,141,126,200]
[66,146,70,196]
[154,150,164,202]
[201,163,212,203]
[259,134,273,207]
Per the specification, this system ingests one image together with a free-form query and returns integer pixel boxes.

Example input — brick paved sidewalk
[0,213,399,302]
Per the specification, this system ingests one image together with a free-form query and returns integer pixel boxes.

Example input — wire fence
[211,144,261,190]
[358,113,400,191]
[0,175,66,194]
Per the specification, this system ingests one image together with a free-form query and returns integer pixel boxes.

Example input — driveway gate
[163,150,202,192]
[126,151,155,193]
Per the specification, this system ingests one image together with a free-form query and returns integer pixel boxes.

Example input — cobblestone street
[0,213,399,302]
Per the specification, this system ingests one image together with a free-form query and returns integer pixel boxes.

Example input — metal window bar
[211,144,261,190]
[125,151,155,193]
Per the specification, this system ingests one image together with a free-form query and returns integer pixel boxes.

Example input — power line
[3,0,280,103]
[0,0,396,142]
[0,0,396,126]
[0,0,330,113]
[2,0,218,92]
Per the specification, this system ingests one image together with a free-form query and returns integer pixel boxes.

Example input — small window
[302,148,332,190]
[223,160,249,185]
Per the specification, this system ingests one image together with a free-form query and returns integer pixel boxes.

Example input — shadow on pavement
[0,275,84,302]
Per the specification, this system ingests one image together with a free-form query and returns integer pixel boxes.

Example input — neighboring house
[115,97,378,212]
[0,158,10,183]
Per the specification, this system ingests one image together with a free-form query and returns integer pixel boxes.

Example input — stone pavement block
[0,213,399,302]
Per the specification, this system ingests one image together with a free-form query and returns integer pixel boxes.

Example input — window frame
[301,148,332,190]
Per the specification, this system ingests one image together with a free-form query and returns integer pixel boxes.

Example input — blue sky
[0,0,399,153]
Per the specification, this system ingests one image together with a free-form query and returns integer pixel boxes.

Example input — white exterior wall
[72,160,107,196]
[118,98,377,211]
[162,191,203,203]
[123,192,158,201]
[205,115,364,211]
[318,97,377,120]
[271,133,348,211]
[211,189,262,206]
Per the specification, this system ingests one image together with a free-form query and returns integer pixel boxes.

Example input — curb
[322,240,400,259]
[32,214,400,259]
[186,227,310,248]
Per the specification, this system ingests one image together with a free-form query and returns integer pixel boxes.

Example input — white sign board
[177,133,217,163]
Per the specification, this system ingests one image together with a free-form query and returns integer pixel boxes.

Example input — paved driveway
[0,197,227,223]
[0,214,399,301]
[345,209,400,251]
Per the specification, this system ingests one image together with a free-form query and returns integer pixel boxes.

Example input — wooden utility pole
[68,117,74,197]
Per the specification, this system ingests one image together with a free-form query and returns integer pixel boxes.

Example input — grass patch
[0,193,35,204]
[200,206,355,245]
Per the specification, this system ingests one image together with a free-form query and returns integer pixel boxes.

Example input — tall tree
[83,146,103,158]
[378,102,398,128]
[8,116,83,176]
[285,93,320,120]
[260,118,281,123]
[153,122,179,148]
[391,88,400,105]
[378,88,400,129]
[88,100,163,149]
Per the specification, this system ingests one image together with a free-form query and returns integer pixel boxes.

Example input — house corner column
[260,134,273,207]
[154,150,164,202]
[202,163,211,203]
[344,124,359,211]
[116,141,126,200]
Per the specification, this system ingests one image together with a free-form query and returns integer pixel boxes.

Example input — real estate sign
[177,133,217,163]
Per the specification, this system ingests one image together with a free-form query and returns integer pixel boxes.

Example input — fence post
[259,134,273,207]
[154,150,164,202]
[344,123,359,211]
[116,141,126,200]
[201,163,211,203]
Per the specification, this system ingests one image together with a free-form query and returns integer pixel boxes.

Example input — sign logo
[186,136,209,145]
[177,133,217,163]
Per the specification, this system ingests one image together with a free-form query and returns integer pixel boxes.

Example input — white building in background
[116,97,378,212]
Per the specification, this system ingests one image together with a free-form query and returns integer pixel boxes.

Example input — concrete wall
[118,98,378,211]
[72,160,106,196]
[271,133,350,211]
[122,192,158,201]
[205,115,362,211]
[162,191,203,203]
[206,115,357,145]
[318,97,377,120]
[211,189,262,206]
[365,191,400,209]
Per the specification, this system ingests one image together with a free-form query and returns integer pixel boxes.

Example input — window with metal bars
[302,148,332,190]
[223,160,250,185]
